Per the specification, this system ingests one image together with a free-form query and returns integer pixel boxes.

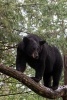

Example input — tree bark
[63,55,67,100]
[0,64,67,99]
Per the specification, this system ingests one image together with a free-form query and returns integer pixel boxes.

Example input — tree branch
[0,64,67,99]
[0,45,17,50]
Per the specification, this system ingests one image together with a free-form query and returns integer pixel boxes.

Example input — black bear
[16,34,63,90]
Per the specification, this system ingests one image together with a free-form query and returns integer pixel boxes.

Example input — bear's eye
[37,48,39,52]
[37,48,39,51]
[32,47,35,50]
[37,47,40,52]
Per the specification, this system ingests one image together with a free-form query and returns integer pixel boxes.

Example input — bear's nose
[35,55,39,59]
[31,51,39,59]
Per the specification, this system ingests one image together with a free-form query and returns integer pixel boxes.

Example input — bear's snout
[32,51,39,59]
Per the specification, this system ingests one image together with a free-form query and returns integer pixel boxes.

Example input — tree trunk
[63,55,67,100]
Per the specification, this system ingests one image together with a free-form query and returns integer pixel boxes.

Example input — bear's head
[23,36,46,59]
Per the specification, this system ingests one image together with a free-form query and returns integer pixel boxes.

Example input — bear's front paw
[31,77,40,83]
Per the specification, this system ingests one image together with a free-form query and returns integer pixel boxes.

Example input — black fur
[16,34,63,90]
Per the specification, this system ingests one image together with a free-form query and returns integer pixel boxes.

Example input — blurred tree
[0,0,67,100]
[0,0,23,65]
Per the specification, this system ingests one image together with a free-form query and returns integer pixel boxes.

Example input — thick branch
[0,64,67,99]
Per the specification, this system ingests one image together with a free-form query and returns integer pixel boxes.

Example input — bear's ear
[23,37,30,44]
[39,40,46,45]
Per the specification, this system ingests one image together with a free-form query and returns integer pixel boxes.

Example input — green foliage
[0,0,23,65]
[0,0,67,100]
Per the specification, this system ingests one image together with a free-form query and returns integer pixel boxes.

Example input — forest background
[0,0,67,100]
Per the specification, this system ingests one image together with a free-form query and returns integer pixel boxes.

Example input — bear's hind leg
[43,73,51,88]
[52,64,63,90]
